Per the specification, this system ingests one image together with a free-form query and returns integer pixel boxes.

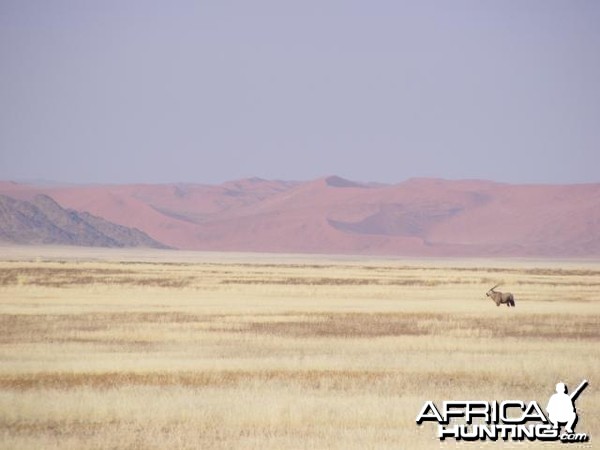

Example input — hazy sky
[1,1,599,185]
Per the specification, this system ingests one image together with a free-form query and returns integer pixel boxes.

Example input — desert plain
[0,246,598,449]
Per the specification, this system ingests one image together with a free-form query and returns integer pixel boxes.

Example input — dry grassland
[0,247,599,449]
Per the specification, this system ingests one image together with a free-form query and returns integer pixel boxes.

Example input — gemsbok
[486,284,515,307]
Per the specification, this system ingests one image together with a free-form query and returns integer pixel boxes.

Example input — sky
[1,0,599,185]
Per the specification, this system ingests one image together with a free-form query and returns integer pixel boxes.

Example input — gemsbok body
[486,284,515,307]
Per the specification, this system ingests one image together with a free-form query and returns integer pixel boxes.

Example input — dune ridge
[1,177,598,256]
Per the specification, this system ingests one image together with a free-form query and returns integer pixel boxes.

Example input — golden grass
[0,247,599,448]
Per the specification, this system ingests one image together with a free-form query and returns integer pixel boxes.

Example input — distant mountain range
[1,176,599,257]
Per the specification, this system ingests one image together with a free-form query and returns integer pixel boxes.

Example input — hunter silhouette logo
[547,380,587,436]
[416,379,589,443]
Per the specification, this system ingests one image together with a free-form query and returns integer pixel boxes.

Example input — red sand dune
[1,176,599,257]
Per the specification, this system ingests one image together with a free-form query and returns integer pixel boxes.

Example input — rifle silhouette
[570,380,588,402]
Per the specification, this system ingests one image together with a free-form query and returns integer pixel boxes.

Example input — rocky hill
[0,194,168,248]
